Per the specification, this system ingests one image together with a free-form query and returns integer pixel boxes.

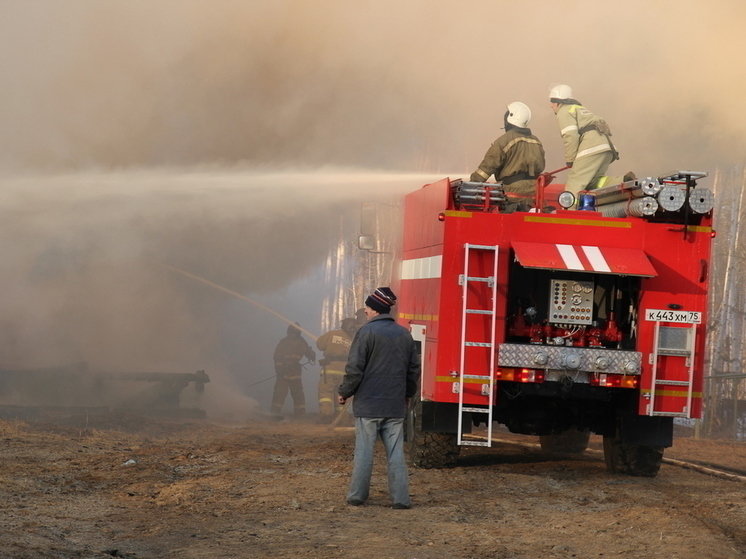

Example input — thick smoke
[1,1,744,174]
[0,1,742,417]
[0,169,432,417]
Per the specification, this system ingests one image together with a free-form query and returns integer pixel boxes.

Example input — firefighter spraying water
[164,264,320,417]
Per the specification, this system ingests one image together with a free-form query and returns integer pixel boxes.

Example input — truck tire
[539,428,591,455]
[603,434,663,477]
[407,397,459,469]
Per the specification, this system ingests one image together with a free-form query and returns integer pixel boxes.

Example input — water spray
[162,264,318,341]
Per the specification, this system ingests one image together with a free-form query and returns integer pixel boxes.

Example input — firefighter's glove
[566,162,574,168]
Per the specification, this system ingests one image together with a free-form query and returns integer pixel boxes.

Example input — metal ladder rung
[654,380,691,386]
[462,374,491,380]
[466,244,497,251]
[466,276,493,282]
[462,407,489,413]
[465,342,492,347]
[651,411,689,417]
[460,440,491,447]
[466,309,494,315]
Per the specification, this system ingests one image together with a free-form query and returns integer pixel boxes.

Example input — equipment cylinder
[593,180,648,206]
[597,197,659,218]
[688,187,714,214]
[657,184,686,212]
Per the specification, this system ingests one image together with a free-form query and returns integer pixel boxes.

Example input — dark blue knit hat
[365,287,397,314]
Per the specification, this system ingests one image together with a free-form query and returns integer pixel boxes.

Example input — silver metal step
[460,440,491,447]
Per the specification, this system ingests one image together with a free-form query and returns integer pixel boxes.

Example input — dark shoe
[392,503,411,509]
[346,499,364,506]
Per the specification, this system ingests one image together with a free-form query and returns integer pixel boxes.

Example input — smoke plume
[0,1,742,417]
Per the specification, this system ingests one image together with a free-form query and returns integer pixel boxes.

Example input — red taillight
[518,368,545,383]
[590,373,639,388]
[498,368,544,383]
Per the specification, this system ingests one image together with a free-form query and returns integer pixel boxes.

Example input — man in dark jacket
[337,287,420,509]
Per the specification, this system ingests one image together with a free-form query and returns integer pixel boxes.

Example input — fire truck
[397,170,714,476]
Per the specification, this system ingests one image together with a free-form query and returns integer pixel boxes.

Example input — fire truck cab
[398,171,713,476]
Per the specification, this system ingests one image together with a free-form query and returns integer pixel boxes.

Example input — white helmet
[549,84,573,101]
[506,101,531,128]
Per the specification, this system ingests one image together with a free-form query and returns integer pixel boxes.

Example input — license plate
[644,309,701,324]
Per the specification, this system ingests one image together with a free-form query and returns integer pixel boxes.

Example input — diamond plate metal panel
[498,343,642,375]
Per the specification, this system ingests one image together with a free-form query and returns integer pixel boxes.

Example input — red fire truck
[398,170,714,476]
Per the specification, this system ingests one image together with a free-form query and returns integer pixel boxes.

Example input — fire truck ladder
[457,243,498,447]
[648,321,696,418]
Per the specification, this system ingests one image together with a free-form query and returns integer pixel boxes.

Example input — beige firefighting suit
[470,127,546,211]
[554,103,622,196]
[271,332,315,416]
[315,328,353,417]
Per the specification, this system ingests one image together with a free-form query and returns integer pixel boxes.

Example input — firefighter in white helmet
[470,101,546,212]
[548,85,632,200]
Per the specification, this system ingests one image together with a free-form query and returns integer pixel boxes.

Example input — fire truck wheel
[407,397,460,469]
[602,435,664,477]
[539,428,591,455]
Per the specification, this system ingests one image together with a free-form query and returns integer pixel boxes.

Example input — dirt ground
[1,413,745,559]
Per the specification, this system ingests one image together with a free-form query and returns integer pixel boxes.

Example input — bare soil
[1,413,745,559]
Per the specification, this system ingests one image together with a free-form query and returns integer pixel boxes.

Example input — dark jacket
[338,314,420,418]
[470,127,546,186]
[273,333,315,375]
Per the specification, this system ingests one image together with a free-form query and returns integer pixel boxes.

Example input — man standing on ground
[337,287,420,509]
[271,323,316,418]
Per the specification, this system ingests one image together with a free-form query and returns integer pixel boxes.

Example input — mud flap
[422,401,471,434]
[619,415,673,448]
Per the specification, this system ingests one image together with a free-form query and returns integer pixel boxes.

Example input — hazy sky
[0,1,742,416]
[0,1,744,176]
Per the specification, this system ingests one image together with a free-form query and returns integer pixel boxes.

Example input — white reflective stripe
[582,246,611,272]
[475,168,490,179]
[576,143,611,158]
[557,244,584,270]
[560,124,578,135]
[401,255,442,280]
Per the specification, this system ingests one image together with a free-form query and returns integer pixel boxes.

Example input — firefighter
[549,84,632,200]
[315,318,356,422]
[470,101,546,212]
[271,322,316,417]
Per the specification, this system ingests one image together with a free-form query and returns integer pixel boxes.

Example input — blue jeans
[347,417,411,507]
